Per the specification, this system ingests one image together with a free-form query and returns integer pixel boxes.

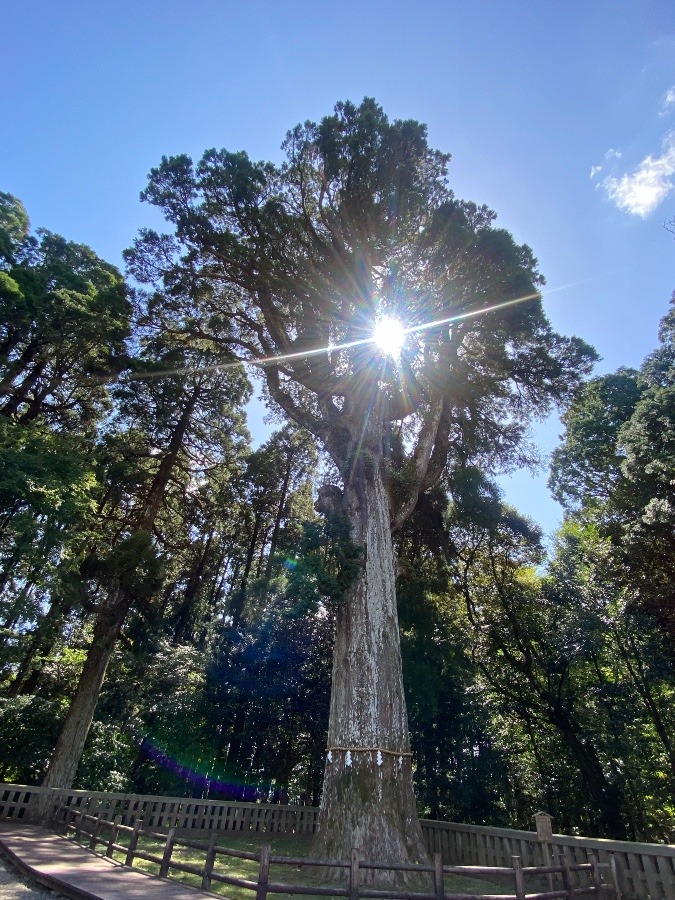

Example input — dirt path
[0,856,63,900]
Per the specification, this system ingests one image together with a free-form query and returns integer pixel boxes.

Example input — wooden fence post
[125,818,143,867]
[159,827,176,878]
[256,843,271,900]
[47,791,61,829]
[201,832,218,891]
[89,811,102,850]
[609,856,622,899]
[58,806,71,836]
[559,852,575,900]
[590,855,604,896]
[349,848,361,900]
[74,809,85,842]
[106,815,121,858]
[512,855,526,900]
[434,852,445,900]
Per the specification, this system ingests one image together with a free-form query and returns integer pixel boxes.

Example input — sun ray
[405,291,542,337]
[89,290,545,386]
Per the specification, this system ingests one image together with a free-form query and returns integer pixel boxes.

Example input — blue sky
[2,1,674,537]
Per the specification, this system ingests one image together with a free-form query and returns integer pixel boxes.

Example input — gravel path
[0,856,63,900]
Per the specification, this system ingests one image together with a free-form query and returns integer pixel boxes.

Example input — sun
[373,315,406,358]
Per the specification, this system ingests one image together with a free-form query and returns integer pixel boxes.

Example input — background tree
[38,316,251,796]
[395,488,511,825]
[228,425,317,628]
[0,194,131,692]
[550,294,675,650]
[126,98,596,868]
[447,497,628,838]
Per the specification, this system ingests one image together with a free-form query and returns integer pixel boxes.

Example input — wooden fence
[419,821,675,900]
[56,804,614,900]
[1,784,673,900]
[0,782,318,834]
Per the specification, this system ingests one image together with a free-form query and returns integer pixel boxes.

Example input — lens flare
[141,737,269,801]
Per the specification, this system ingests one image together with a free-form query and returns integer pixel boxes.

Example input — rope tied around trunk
[325,746,413,767]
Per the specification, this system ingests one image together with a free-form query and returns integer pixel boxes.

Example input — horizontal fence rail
[55,804,615,900]
[419,821,675,900]
[1,784,673,900]
[0,782,318,834]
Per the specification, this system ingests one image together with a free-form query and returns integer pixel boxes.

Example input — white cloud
[602,130,675,217]
[659,87,675,117]
[590,149,622,182]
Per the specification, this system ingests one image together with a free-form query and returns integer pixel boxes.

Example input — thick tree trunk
[310,462,429,880]
[31,588,128,821]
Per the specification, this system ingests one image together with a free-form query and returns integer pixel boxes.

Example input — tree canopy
[1,105,673,853]
[124,98,597,869]
[127,99,595,509]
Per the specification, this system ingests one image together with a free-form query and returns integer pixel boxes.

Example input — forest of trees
[0,101,674,849]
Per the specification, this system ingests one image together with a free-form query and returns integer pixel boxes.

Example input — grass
[77,827,514,900]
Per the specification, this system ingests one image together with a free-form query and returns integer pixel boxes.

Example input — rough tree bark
[308,386,430,880]
[310,459,429,875]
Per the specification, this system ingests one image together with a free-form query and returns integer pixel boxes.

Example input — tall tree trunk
[171,532,213,645]
[310,461,429,879]
[551,711,627,839]
[32,587,128,821]
[37,386,200,807]
[229,510,262,628]
[264,455,292,581]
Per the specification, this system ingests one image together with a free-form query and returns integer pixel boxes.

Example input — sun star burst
[373,315,406,358]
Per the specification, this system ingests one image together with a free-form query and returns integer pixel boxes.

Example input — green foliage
[0,134,672,852]
[0,193,134,689]
[0,695,67,782]
[550,294,675,648]
[549,369,642,509]
[284,510,362,619]
[127,97,597,520]
[398,575,511,825]
[76,721,137,792]
[0,192,30,264]
[84,532,164,602]
[0,225,131,429]
[0,419,97,520]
